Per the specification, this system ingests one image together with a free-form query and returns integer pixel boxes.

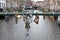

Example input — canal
[0,16,60,40]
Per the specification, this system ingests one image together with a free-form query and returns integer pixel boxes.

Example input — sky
[32,0,44,2]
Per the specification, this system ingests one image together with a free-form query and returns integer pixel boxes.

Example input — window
[0,0,6,8]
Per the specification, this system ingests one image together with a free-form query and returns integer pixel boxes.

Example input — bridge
[0,11,60,26]
[0,12,60,16]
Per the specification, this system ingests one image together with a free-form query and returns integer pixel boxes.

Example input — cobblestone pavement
[0,16,60,40]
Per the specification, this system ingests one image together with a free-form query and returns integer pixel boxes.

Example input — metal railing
[0,12,60,16]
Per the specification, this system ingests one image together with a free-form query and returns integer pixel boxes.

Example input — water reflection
[15,16,18,24]
[25,26,30,40]
[5,16,10,22]
[26,30,29,40]
[34,14,39,24]
[4,11,10,22]
[25,18,30,28]
[25,17,30,40]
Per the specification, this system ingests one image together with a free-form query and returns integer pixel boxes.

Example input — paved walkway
[0,16,60,40]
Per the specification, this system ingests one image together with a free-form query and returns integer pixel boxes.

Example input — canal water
[0,16,60,40]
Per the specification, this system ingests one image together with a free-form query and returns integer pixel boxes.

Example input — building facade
[6,0,22,9]
[6,0,32,9]
[45,0,60,11]
[0,0,6,9]
[0,0,32,10]
[21,0,32,7]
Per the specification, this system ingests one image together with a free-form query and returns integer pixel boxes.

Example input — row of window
[0,0,6,1]
[0,0,6,3]
[0,2,6,8]
[0,0,6,8]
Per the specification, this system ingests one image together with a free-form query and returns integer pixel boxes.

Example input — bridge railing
[0,12,60,16]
